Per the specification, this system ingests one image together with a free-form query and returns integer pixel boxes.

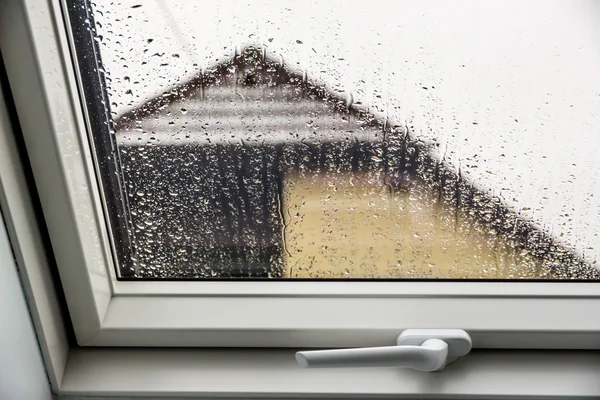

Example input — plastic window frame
[2,1,600,399]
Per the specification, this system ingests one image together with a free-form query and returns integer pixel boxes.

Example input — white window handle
[296,329,472,372]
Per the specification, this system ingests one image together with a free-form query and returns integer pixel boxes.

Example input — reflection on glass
[71,0,600,279]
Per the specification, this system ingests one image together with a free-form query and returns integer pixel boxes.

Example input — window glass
[71,0,600,279]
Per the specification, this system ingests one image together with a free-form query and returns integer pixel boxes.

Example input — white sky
[94,0,600,268]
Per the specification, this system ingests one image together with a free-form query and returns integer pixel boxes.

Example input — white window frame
[2,0,600,351]
[2,0,600,399]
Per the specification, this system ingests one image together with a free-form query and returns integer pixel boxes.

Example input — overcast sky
[94,0,600,268]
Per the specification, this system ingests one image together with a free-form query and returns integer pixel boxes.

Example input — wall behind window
[0,211,52,399]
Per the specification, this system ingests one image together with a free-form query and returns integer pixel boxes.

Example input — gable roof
[113,46,599,279]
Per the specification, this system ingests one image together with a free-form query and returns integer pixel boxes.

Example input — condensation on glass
[69,0,600,279]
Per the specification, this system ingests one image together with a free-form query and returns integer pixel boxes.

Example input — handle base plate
[397,329,472,357]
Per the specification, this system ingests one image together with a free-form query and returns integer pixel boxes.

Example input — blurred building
[112,47,596,279]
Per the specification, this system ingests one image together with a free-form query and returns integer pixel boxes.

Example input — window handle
[296,329,472,372]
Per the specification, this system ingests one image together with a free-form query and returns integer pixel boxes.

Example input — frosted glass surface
[70,0,600,279]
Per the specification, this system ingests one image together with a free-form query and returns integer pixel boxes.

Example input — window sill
[59,348,600,399]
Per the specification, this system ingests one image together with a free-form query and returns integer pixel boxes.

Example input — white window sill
[58,348,600,399]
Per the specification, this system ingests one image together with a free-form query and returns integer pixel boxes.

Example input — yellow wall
[282,171,543,279]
